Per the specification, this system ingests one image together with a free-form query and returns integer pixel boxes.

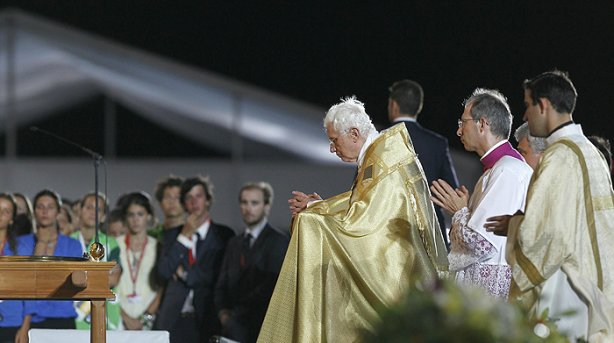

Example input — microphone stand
[30,126,105,261]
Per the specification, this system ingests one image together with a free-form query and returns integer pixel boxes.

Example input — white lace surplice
[448,156,532,299]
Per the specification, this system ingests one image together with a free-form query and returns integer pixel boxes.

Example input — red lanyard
[125,234,148,294]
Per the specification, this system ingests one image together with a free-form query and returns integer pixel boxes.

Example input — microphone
[30,126,102,160]
[30,126,106,260]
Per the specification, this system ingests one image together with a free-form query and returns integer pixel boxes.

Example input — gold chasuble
[257,124,449,343]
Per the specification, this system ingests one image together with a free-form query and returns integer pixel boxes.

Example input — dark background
[2,0,614,157]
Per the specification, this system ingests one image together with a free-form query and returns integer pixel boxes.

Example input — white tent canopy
[0,9,340,163]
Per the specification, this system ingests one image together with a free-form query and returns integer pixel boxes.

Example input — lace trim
[449,207,495,271]
[455,263,512,299]
[452,207,470,226]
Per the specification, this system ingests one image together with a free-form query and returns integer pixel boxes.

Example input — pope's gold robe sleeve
[306,190,351,216]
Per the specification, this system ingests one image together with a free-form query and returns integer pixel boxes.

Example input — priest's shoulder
[544,138,586,161]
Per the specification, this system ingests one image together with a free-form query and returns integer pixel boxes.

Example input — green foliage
[362,280,569,343]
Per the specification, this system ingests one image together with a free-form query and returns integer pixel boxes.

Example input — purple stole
[481,141,524,172]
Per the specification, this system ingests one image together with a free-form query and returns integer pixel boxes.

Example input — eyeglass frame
[457,118,478,128]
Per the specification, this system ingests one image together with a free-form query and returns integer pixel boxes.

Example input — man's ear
[349,127,360,141]
[390,99,406,120]
[478,117,489,131]
[537,97,549,113]
[389,99,399,112]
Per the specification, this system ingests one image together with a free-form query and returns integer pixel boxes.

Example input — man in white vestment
[430,88,532,299]
[485,70,614,342]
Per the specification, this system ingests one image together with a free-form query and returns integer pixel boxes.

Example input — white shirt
[392,116,417,123]
[176,218,210,257]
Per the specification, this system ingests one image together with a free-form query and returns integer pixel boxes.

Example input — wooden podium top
[0,256,115,300]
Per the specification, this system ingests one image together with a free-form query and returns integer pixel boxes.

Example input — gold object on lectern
[89,242,105,262]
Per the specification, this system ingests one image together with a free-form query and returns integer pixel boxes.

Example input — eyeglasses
[457,118,477,128]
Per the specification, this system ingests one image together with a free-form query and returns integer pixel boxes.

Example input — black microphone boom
[30,126,102,160]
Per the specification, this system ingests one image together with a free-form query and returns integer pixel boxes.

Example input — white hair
[514,122,547,153]
[323,96,376,136]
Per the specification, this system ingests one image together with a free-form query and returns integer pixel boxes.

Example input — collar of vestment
[480,140,524,171]
[393,116,417,123]
[357,130,379,166]
[546,120,575,139]
[546,122,583,146]
[245,217,267,240]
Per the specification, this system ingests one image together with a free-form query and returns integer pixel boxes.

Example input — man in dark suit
[215,182,289,343]
[388,79,459,248]
[155,176,234,343]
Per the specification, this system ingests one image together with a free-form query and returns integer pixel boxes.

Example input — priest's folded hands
[430,179,469,215]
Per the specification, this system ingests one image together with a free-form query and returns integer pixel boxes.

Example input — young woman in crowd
[0,193,27,343]
[117,192,161,330]
[15,189,82,343]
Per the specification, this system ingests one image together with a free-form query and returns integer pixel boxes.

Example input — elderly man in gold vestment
[257,97,449,343]
[486,71,614,342]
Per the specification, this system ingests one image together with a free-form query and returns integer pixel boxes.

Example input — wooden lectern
[0,257,116,343]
